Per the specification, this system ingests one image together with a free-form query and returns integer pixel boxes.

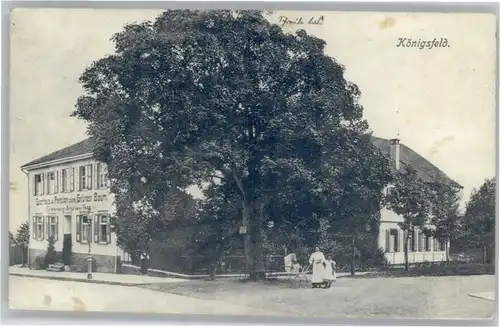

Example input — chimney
[389,138,400,170]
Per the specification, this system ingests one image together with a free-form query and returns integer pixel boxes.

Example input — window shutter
[41,216,45,240]
[94,214,99,243]
[54,171,59,193]
[385,230,390,252]
[70,168,75,192]
[413,231,418,252]
[32,175,36,196]
[107,216,111,244]
[87,164,93,190]
[46,217,50,239]
[433,238,438,251]
[94,164,98,189]
[55,217,59,241]
[76,215,81,242]
[419,234,424,251]
[76,167,80,191]
[32,216,36,239]
[41,174,45,195]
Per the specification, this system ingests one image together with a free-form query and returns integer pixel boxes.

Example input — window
[408,230,416,252]
[47,216,58,240]
[439,239,446,251]
[387,229,399,252]
[433,238,438,252]
[61,168,75,193]
[34,174,44,196]
[94,214,110,244]
[47,171,58,194]
[418,233,425,251]
[78,165,92,191]
[32,216,44,240]
[77,215,90,243]
[425,236,431,251]
[96,163,109,189]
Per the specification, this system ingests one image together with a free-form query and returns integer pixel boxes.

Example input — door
[62,215,72,265]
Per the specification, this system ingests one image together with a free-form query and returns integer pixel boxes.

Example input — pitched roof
[20,136,462,188]
[371,136,462,189]
[21,138,95,169]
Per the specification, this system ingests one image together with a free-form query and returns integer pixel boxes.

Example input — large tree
[384,167,432,271]
[461,178,495,263]
[73,10,391,277]
[426,181,462,261]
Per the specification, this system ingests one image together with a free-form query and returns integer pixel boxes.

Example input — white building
[372,137,462,265]
[22,139,121,273]
[22,136,461,272]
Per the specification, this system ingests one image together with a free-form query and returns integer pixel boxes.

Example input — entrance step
[46,263,65,272]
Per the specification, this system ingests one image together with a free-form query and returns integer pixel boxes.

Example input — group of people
[309,247,337,288]
[284,246,337,288]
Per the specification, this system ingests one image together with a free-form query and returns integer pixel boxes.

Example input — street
[9,275,495,319]
[8,276,279,316]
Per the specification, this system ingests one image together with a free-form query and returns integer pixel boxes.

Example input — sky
[9,9,496,231]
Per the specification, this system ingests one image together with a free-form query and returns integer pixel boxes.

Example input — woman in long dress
[308,247,326,288]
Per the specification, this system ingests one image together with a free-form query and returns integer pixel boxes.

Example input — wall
[379,207,448,264]
[27,157,120,266]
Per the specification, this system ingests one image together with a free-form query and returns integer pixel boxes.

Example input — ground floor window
[94,213,111,244]
[385,229,399,252]
[32,216,44,240]
[47,216,58,241]
[439,239,446,251]
[425,236,431,251]
[76,215,90,243]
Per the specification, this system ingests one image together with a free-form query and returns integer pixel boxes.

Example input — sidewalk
[9,266,188,286]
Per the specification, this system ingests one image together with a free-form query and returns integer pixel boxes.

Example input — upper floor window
[96,163,109,189]
[78,165,92,191]
[33,173,44,196]
[46,171,58,194]
[61,168,75,193]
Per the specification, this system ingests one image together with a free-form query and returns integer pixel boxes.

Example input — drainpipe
[21,168,30,267]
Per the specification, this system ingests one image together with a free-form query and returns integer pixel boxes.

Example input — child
[323,255,337,288]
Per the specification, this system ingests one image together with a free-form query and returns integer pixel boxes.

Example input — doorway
[62,215,72,265]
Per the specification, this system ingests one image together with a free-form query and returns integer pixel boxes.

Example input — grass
[353,263,495,279]
[141,274,495,319]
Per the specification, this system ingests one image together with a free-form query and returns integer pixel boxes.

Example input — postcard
[9,9,496,319]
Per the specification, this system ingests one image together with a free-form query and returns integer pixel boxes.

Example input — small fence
[9,246,26,266]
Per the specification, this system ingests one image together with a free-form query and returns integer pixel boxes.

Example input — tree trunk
[404,231,409,272]
[445,236,450,262]
[242,200,266,281]
[350,232,355,277]
[483,244,487,264]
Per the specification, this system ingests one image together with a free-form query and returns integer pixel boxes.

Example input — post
[350,232,355,276]
[239,226,247,278]
[87,219,92,280]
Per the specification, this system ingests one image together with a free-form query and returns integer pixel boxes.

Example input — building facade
[22,143,121,273]
[22,136,461,272]
[374,138,460,265]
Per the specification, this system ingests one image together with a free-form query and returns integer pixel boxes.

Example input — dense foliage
[73,10,393,275]
[460,178,495,263]
[384,167,432,271]
[14,221,30,266]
